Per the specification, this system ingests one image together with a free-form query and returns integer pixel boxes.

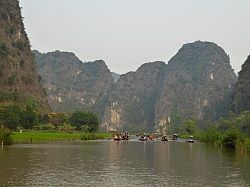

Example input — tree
[0,126,13,145]
[20,101,38,129]
[0,105,22,130]
[69,111,99,132]
[221,129,245,149]
[179,119,198,134]
[217,117,236,132]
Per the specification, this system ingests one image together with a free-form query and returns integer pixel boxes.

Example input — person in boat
[124,131,129,139]
[140,133,147,140]
[114,134,118,139]
[149,134,155,140]
[114,132,122,140]
[186,135,194,143]
[161,135,168,141]
[172,133,178,140]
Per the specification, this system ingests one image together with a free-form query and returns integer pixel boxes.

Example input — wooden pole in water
[1,141,3,146]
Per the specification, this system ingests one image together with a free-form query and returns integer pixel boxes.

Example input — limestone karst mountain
[102,41,237,132]
[0,0,49,112]
[34,41,238,132]
[34,50,114,118]
[154,41,237,133]
[101,61,166,132]
[233,55,250,113]
[111,72,120,83]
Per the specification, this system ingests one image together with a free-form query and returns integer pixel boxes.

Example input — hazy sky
[19,0,250,74]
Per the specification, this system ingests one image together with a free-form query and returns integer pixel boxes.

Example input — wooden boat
[186,136,194,143]
[114,134,122,141]
[122,131,129,140]
[122,136,129,140]
[186,139,194,143]
[139,136,148,141]
[148,134,155,141]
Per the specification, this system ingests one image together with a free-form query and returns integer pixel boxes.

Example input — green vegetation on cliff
[0,0,49,112]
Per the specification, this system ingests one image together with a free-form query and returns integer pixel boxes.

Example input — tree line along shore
[0,101,249,153]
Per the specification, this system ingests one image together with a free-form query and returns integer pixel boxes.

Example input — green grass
[11,131,112,143]
[178,133,196,139]
[80,132,111,140]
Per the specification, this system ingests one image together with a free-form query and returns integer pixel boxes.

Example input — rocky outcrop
[34,50,114,118]
[0,0,49,112]
[233,55,250,113]
[101,62,166,131]
[154,41,237,133]
[102,41,237,133]
[111,72,120,83]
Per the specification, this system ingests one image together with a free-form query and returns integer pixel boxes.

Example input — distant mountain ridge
[34,41,238,133]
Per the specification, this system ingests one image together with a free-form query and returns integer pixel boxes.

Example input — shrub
[58,123,75,132]
[69,111,99,132]
[221,129,245,149]
[0,92,20,101]
[8,74,17,86]
[21,76,34,85]
[12,40,29,51]
[0,126,13,145]
[41,123,55,131]
[47,112,67,127]
[5,25,15,37]
[33,123,56,131]
[197,128,222,145]
[0,42,8,56]
[80,132,105,140]
[0,105,22,130]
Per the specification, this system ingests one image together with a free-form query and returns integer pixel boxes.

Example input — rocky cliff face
[101,62,166,131]
[102,41,237,132]
[33,41,237,132]
[0,0,49,112]
[34,50,114,118]
[233,55,250,113]
[111,72,120,83]
[154,41,237,133]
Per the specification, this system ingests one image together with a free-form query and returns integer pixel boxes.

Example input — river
[0,138,250,186]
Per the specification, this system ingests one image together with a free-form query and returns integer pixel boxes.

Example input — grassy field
[11,131,112,143]
[246,138,250,150]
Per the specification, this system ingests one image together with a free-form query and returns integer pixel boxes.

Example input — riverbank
[11,131,112,144]
[179,131,250,152]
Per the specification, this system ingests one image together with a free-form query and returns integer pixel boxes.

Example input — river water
[0,139,250,186]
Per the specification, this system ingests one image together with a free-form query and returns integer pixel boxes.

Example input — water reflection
[0,141,249,186]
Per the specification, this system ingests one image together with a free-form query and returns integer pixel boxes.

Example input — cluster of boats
[113,131,129,141]
[113,132,194,143]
